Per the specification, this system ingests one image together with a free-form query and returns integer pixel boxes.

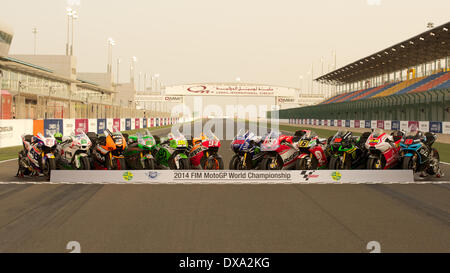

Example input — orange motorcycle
[90,129,127,170]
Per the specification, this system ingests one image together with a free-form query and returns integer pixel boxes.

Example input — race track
[0,119,448,252]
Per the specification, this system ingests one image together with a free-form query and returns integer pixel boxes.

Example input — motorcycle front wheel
[144,158,156,170]
[229,154,240,170]
[202,155,224,170]
[328,156,340,169]
[260,157,282,170]
[44,158,57,179]
[80,156,91,170]
[402,156,416,171]
[367,157,383,170]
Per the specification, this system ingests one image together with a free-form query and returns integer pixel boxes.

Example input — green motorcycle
[328,130,369,169]
[151,131,190,169]
[124,130,157,170]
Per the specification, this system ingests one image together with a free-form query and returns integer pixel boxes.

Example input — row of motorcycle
[229,126,442,177]
[17,125,443,179]
[17,129,224,179]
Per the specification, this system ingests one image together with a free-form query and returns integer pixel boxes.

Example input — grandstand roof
[315,21,450,85]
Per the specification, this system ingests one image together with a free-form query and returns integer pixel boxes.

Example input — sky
[1,0,449,90]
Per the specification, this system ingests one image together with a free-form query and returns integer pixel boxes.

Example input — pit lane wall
[284,118,449,134]
[0,117,181,148]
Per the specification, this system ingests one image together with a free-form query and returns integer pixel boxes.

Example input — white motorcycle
[17,133,57,179]
[56,132,92,170]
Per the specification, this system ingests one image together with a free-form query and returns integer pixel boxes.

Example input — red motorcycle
[259,131,300,170]
[365,128,404,169]
[295,130,328,170]
[189,131,223,169]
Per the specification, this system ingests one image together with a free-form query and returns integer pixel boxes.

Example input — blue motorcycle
[229,129,264,170]
[399,130,441,176]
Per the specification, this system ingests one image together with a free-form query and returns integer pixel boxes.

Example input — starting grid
[43,170,418,184]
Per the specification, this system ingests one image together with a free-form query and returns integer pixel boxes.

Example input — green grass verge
[0,124,175,162]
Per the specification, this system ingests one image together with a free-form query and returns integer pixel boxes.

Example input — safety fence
[286,118,450,134]
[0,117,181,148]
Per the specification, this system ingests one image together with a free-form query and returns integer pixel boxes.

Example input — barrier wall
[0,117,180,148]
[286,118,449,134]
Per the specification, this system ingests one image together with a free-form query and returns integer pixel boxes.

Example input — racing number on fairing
[299,140,309,148]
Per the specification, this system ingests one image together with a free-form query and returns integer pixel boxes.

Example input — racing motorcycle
[123,130,156,170]
[399,126,442,177]
[189,131,223,169]
[328,130,369,169]
[229,129,264,170]
[259,131,301,170]
[17,133,57,179]
[365,129,404,169]
[90,129,127,170]
[295,130,328,170]
[55,132,92,170]
[151,130,190,169]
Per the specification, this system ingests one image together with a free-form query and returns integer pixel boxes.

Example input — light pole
[70,10,78,56]
[66,7,72,55]
[116,58,121,85]
[154,74,160,93]
[32,27,38,55]
[131,56,137,88]
[299,75,303,97]
[107,38,115,74]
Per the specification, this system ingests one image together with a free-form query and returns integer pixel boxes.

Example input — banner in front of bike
[50,170,414,184]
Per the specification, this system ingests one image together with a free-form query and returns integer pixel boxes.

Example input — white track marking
[0,159,17,164]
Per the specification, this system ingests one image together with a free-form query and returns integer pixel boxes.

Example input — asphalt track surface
[0,119,448,252]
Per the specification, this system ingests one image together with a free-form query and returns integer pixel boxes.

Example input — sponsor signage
[377,120,384,129]
[97,119,107,134]
[345,120,350,127]
[44,119,63,137]
[354,120,360,128]
[391,120,400,131]
[384,120,391,130]
[371,120,377,129]
[113,118,121,132]
[75,119,88,134]
[165,84,296,97]
[135,118,140,129]
[125,118,131,131]
[365,120,371,129]
[51,170,414,184]
[443,122,450,134]
[408,121,419,131]
[400,121,409,131]
[419,121,429,132]
[143,118,147,128]
[429,121,442,133]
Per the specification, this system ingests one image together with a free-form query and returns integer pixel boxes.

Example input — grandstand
[275,22,450,122]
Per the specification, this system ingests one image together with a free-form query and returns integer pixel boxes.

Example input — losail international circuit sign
[164,84,297,97]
